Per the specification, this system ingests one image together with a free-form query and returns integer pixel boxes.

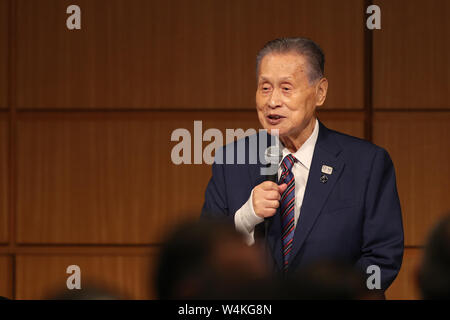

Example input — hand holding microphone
[252,181,287,218]
[252,145,285,219]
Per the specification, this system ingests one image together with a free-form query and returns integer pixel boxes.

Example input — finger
[265,190,281,200]
[278,183,288,194]
[265,200,280,209]
[261,207,277,217]
[260,181,279,191]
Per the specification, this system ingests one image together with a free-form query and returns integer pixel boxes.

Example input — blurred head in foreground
[155,219,271,299]
[417,213,450,299]
[280,260,383,300]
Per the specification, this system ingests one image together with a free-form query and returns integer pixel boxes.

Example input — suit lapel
[289,122,345,266]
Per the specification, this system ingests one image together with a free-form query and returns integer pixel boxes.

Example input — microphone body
[263,146,282,240]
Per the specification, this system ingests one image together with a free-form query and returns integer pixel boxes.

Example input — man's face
[256,52,326,139]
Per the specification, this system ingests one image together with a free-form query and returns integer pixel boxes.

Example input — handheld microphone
[264,145,282,182]
[262,146,283,241]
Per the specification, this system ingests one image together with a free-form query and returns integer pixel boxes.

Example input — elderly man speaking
[201,38,403,292]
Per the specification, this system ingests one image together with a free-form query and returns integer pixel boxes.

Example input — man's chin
[265,127,284,136]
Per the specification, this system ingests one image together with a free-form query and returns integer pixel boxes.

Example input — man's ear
[315,77,328,107]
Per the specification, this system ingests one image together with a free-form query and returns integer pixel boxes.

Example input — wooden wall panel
[373,112,450,246]
[385,248,422,300]
[16,112,259,244]
[0,256,13,299]
[373,0,450,109]
[15,253,157,299]
[0,0,8,109]
[15,0,364,110]
[16,112,363,244]
[0,115,8,243]
[318,111,365,139]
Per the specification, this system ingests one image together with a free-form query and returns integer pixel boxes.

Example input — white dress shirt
[234,118,320,245]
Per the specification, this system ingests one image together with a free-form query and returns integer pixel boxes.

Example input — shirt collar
[280,118,319,170]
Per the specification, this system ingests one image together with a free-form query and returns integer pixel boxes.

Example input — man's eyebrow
[279,76,294,82]
[258,76,294,82]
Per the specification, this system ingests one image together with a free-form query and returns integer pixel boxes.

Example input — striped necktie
[279,154,296,272]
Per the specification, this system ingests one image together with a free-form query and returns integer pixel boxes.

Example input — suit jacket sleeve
[201,159,232,222]
[356,147,404,291]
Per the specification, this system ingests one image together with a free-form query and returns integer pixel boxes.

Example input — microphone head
[264,145,282,165]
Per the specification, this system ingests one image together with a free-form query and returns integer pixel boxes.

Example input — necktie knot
[281,154,296,173]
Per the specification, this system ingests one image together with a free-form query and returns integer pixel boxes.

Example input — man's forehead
[258,53,308,80]
[263,51,306,63]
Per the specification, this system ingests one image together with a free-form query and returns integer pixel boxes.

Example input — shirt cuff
[234,189,265,245]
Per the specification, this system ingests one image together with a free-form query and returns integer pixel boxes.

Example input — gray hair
[256,37,325,84]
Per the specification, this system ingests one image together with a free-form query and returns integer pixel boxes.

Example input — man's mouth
[266,114,285,125]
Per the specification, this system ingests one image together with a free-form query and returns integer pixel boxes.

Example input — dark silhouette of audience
[417,213,450,299]
[155,213,450,300]
[154,219,382,300]
[279,260,383,300]
[155,219,272,299]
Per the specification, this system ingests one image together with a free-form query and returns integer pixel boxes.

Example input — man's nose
[268,89,282,108]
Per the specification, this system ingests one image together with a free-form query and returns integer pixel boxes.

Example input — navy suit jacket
[201,121,404,290]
